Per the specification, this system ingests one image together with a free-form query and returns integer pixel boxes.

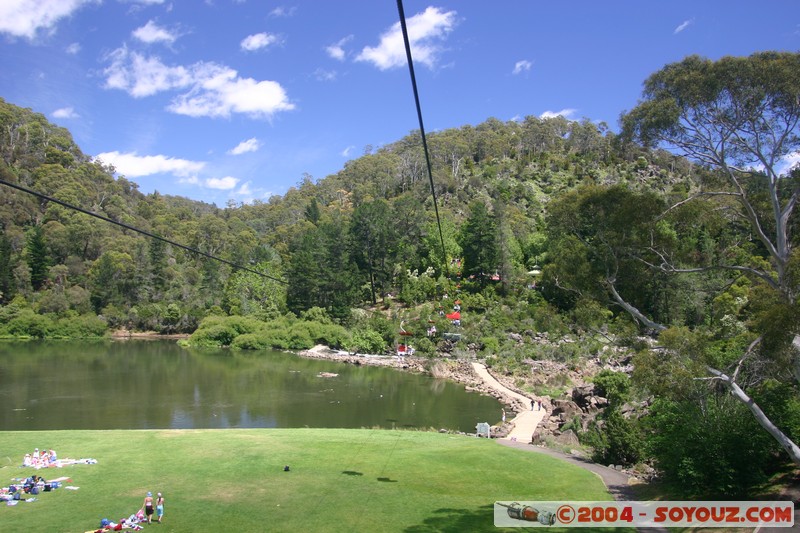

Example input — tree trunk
[607,280,666,333]
[708,366,800,466]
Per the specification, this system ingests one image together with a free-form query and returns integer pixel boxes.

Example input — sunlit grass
[1,429,617,532]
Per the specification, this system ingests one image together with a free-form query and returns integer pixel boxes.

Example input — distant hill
[0,96,693,335]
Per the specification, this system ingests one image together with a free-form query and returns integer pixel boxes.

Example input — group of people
[22,447,56,468]
[141,491,165,524]
[90,491,164,531]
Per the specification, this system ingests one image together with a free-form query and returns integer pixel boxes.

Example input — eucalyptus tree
[622,52,800,464]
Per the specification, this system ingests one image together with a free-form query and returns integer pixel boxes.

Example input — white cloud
[270,6,296,17]
[674,19,694,34]
[341,145,355,157]
[241,32,278,51]
[356,6,457,70]
[235,181,252,196]
[168,64,294,118]
[52,107,79,119]
[95,151,205,178]
[777,151,800,177]
[540,108,577,120]
[133,20,178,44]
[326,35,353,61]
[0,0,97,39]
[513,60,532,75]
[206,176,239,190]
[103,48,295,118]
[228,138,260,155]
[314,68,337,82]
[66,42,81,54]
[103,46,191,97]
[179,176,199,185]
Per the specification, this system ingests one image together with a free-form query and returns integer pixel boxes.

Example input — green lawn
[1,429,616,532]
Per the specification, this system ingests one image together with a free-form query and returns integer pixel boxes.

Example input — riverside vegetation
[1,51,799,499]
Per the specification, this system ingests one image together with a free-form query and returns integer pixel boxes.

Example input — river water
[0,340,501,432]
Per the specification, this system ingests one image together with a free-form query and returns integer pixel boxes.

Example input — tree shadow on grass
[403,505,633,532]
[403,504,497,533]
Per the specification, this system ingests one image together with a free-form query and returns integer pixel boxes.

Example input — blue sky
[1,1,798,206]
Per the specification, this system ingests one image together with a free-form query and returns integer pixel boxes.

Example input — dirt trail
[470,362,547,442]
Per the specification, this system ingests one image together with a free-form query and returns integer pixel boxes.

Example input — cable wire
[0,177,287,284]
[396,0,450,278]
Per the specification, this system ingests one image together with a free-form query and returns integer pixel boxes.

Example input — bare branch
[708,365,800,466]
[552,276,583,296]
[606,278,666,333]
[635,255,781,291]
[656,191,741,221]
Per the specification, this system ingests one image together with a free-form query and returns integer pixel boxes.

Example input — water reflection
[0,340,500,432]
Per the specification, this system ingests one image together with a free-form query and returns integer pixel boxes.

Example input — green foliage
[299,306,332,324]
[0,230,16,303]
[582,409,643,466]
[191,323,239,347]
[459,200,498,287]
[591,369,630,407]
[571,297,612,333]
[644,396,780,497]
[412,336,435,356]
[480,336,500,354]
[752,380,800,445]
[222,261,286,319]
[55,313,108,338]
[348,329,386,354]
[230,333,272,350]
[26,225,49,290]
[397,267,438,306]
[188,314,350,351]
[2,307,53,338]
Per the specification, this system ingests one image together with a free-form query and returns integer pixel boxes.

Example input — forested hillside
[0,95,689,334]
[1,51,799,498]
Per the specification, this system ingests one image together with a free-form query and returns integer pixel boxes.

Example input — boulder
[551,398,581,419]
[555,429,580,447]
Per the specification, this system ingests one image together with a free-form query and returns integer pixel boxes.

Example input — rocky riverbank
[297,345,531,415]
[296,344,643,445]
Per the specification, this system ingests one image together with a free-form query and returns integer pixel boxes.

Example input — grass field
[1,429,620,532]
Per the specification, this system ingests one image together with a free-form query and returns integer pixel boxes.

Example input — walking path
[471,362,546,443]
[472,362,671,532]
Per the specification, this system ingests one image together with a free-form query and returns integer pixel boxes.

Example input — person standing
[501,409,506,423]
[156,492,165,523]
[142,492,154,523]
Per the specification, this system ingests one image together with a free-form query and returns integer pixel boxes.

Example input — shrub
[56,314,108,338]
[231,333,272,350]
[348,329,386,354]
[190,324,238,347]
[480,336,500,354]
[300,306,333,324]
[316,323,350,349]
[287,324,314,350]
[5,309,54,338]
[644,396,779,497]
[592,369,630,407]
[224,315,264,335]
[583,409,643,466]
